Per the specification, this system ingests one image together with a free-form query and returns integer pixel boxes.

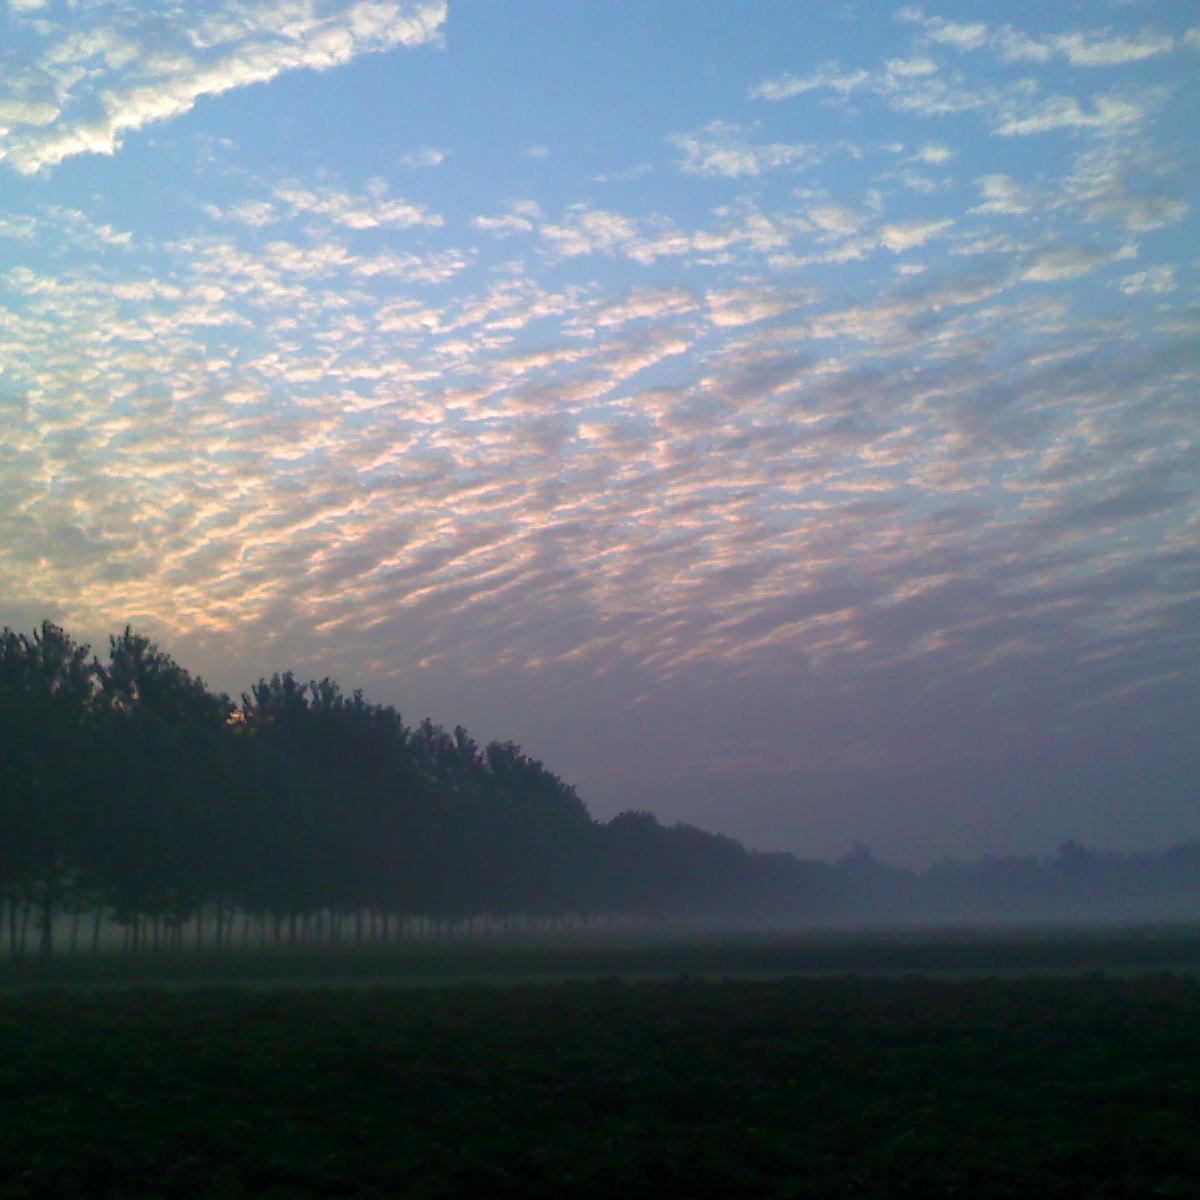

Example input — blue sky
[2,0,1197,863]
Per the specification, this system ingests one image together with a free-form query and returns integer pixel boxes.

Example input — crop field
[2,936,1199,1198]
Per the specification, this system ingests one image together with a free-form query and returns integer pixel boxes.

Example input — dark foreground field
[2,963,1198,1199]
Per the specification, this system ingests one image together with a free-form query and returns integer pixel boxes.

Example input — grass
[1,941,1198,1197]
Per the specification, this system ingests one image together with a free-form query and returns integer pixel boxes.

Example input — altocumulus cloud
[1,2,1197,862]
[0,0,447,174]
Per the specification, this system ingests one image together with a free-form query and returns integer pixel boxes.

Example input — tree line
[2,621,1198,958]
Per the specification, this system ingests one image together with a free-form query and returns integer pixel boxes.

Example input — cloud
[472,200,543,238]
[1051,141,1190,236]
[0,58,60,130]
[217,200,277,227]
[400,147,448,167]
[1051,29,1177,67]
[913,143,953,165]
[591,163,653,184]
[879,217,953,252]
[995,28,1053,64]
[0,1,448,174]
[527,200,803,267]
[750,64,869,101]
[354,248,471,283]
[1021,243,1133,282]
[1118,266,1175,295]
[900,10,1178,69]
[921,18,990,52]
[994,93,1148,137]
[751,50,992,125]
[583,287,700,332]
[522,145,550,159]
[885,57,938,79]
[705,288,798,328]
[806,201,865,238]
[971,174,1035,216]
[540,206,640,257]
[274,182,443,229]
[2,5,1196,864]
[670,121,814,177]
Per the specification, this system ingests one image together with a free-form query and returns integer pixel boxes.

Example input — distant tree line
[2,621,1199,958]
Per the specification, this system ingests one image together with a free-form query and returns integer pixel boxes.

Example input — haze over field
[2,1,1197,864]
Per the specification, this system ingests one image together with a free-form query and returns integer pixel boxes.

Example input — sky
[2,0,1197,865]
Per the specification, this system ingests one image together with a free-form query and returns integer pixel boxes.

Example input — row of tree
[2,622,1198,958]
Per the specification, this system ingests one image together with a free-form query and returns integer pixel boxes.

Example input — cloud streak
[0,1,447,174]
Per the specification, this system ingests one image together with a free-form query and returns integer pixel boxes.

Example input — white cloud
[472,199,543,238]
[670,121,814,178]
[879,217,953,252]
[591,163,653,184]
[752,52,990,124]
[588,287,699,331]
[274,183,442,229]
[219,200,277,227]
[902,11,1178,70]
[705,288,796,328]
[0,1,448,175]
[400,147,448,167]
[353,248,471,283]
[1022,244,1132,282]
[923,18,990,51]
[884,57,938,79]
[1118,266,1175,295]
[540,206,639,258]
[1051,29,1176,67]
[0,63,60,128]
[750,64,869,101]
[1061,142,1190,234]
[995,93,1147,137]
[1091,191,1189,234]
[474,214,535,237]
[995,28,1053,63]
[972,174,1035,216]
[522,145,550,159]
[0,214,38,240]
[806,202,866,238]
[914,143,953,165]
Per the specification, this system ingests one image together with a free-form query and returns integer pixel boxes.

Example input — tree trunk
[38,865,57,960]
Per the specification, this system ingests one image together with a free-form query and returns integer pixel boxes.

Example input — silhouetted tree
[0,623,101,957]
[3,620,1200,957]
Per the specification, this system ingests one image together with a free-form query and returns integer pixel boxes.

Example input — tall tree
[0,622,101,957]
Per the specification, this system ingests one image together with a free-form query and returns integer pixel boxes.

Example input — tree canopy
[2,621,1198,958]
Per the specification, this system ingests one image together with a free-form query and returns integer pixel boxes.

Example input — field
[2,931,1199,1198]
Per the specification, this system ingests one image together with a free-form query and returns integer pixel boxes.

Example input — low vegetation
[2,970,1197,1198]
